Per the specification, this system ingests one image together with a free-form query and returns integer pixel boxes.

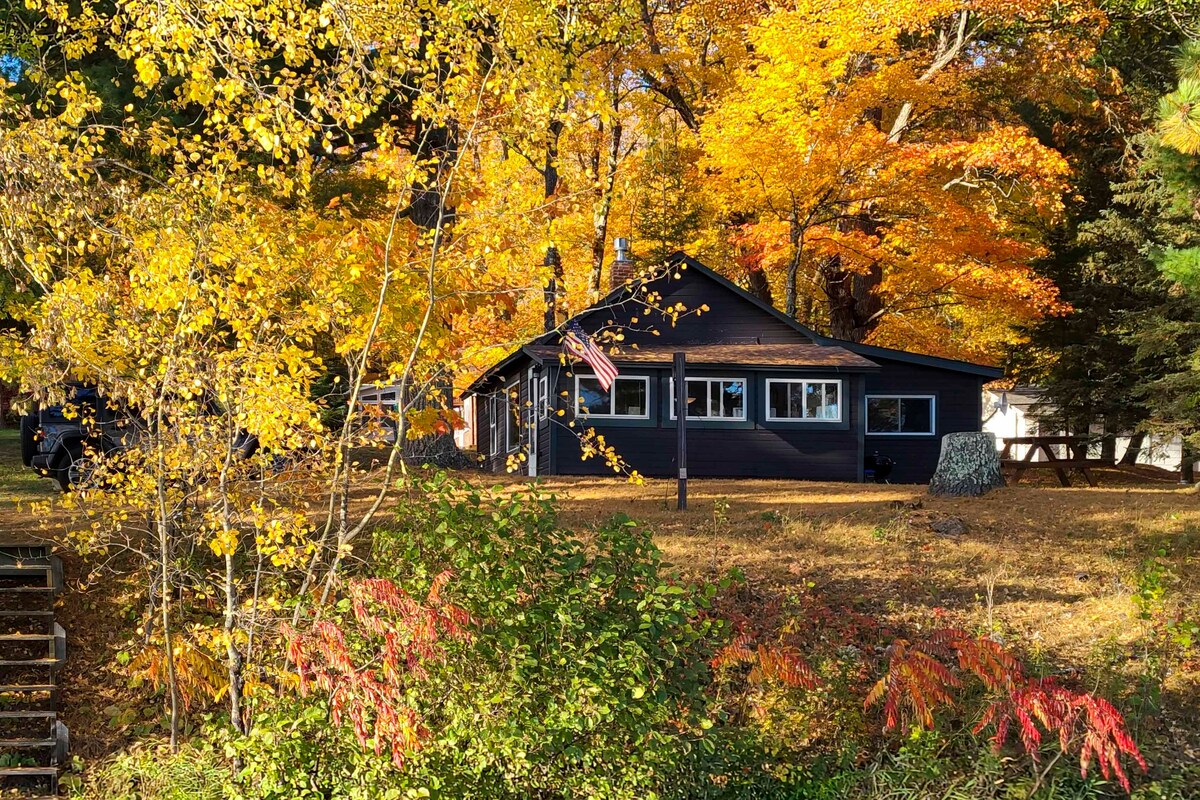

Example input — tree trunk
[636,0,699,131]
[784,222,803,319]
[589,111,623,303]
[746,264,773,306]
[1182,440,1197,484]
[544,246,562,333]
[929,432,1005,497]
[1100,434,1117,463]
[409,121,457,232]
[544,118,566,328]
[1119,431,1147,466]
[822,253,884,342]
[224,552,246,736]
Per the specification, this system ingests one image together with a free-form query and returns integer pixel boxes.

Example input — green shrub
[231,473,737,799]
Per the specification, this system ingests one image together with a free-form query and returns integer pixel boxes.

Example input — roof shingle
[524,342,878,370]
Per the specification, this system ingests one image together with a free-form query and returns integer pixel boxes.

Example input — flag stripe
[563,324,619,390]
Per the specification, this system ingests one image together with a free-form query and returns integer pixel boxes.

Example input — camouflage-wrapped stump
[928,432,1005,497]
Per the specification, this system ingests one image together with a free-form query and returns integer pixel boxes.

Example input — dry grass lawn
[2,425,1198,765]
[482,470,1200,751]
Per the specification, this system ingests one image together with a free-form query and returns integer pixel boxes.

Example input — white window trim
[573,374,652,419]
[538,375,549,420]
[489,395,501,455]
[505,381,520,452]
[865,394,937,436]
[669,377,748,421]
[764,378,844,423]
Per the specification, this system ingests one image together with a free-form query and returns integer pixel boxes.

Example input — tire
[55,441,98,493]
[19,414,38,467]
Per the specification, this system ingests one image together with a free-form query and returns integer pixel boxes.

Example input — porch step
[0,766,57,776]
[0,543,68,794]
[0,738,55,748]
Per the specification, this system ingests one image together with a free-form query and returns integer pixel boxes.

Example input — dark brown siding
[863,358,985,484]
[475,374,535,474]
[549,368,864,481]
[575,266,811,346]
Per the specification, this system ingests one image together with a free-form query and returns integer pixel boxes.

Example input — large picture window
[574,374,650,418]
[766,379,842,422]
[867,395,935,435]
[670,377,746,420]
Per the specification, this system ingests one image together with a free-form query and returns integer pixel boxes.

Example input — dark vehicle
[20,386,259,492]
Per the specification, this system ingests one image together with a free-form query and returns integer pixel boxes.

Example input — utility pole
[674,351,687,510]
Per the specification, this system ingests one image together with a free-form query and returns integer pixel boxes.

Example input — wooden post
[674,352,687,511]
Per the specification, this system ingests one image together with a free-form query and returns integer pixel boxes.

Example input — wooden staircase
[0,545,67,799]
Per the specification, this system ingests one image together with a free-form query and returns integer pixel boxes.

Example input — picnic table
[999,435,1115,487]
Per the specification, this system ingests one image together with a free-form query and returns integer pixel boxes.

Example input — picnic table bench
[999,436,1115,487]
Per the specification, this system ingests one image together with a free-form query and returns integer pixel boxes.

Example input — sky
[0,54,23,83]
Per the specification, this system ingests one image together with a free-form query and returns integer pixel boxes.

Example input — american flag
[563,323,619,390]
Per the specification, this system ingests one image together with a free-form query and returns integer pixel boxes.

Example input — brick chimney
[610,237,634,291]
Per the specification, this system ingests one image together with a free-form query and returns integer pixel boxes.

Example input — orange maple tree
[698,0,1091,357]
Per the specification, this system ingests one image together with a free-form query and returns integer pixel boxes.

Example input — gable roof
[658,253,1001,379]
[466,251,1001,393]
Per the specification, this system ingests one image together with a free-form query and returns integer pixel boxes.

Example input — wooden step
[0,685,56,694]
[0,766,57,776]
[0,588,53,594]
[0,635,53,642]
[0,566,51,575]
[0,660,59,667]
[0,738,54,748]
[0,710,54,724]
[0,612,53,618]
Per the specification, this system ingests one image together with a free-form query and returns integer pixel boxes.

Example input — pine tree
[1019,7,1200,468]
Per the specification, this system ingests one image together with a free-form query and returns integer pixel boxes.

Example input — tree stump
[928,432,1005,497]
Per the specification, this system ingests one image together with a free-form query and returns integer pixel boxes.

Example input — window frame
[538,375,549,420]
[865,394,937,436]
[573,373,652,419]
[668,376,748,421]
[489,394,501,455]
[528,374,540,425]
[505,381,521,452]
[764,378,844,423]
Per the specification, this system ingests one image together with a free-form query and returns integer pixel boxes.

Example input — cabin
[464,252,1001,483]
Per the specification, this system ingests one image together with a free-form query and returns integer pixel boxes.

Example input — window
[766,379,842,422]
[867,395,935,435]
[539,375,549,419]
[670,378,746,420]
[489,395,501,455]
[573,374,650,418]
[505,383,520,451]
